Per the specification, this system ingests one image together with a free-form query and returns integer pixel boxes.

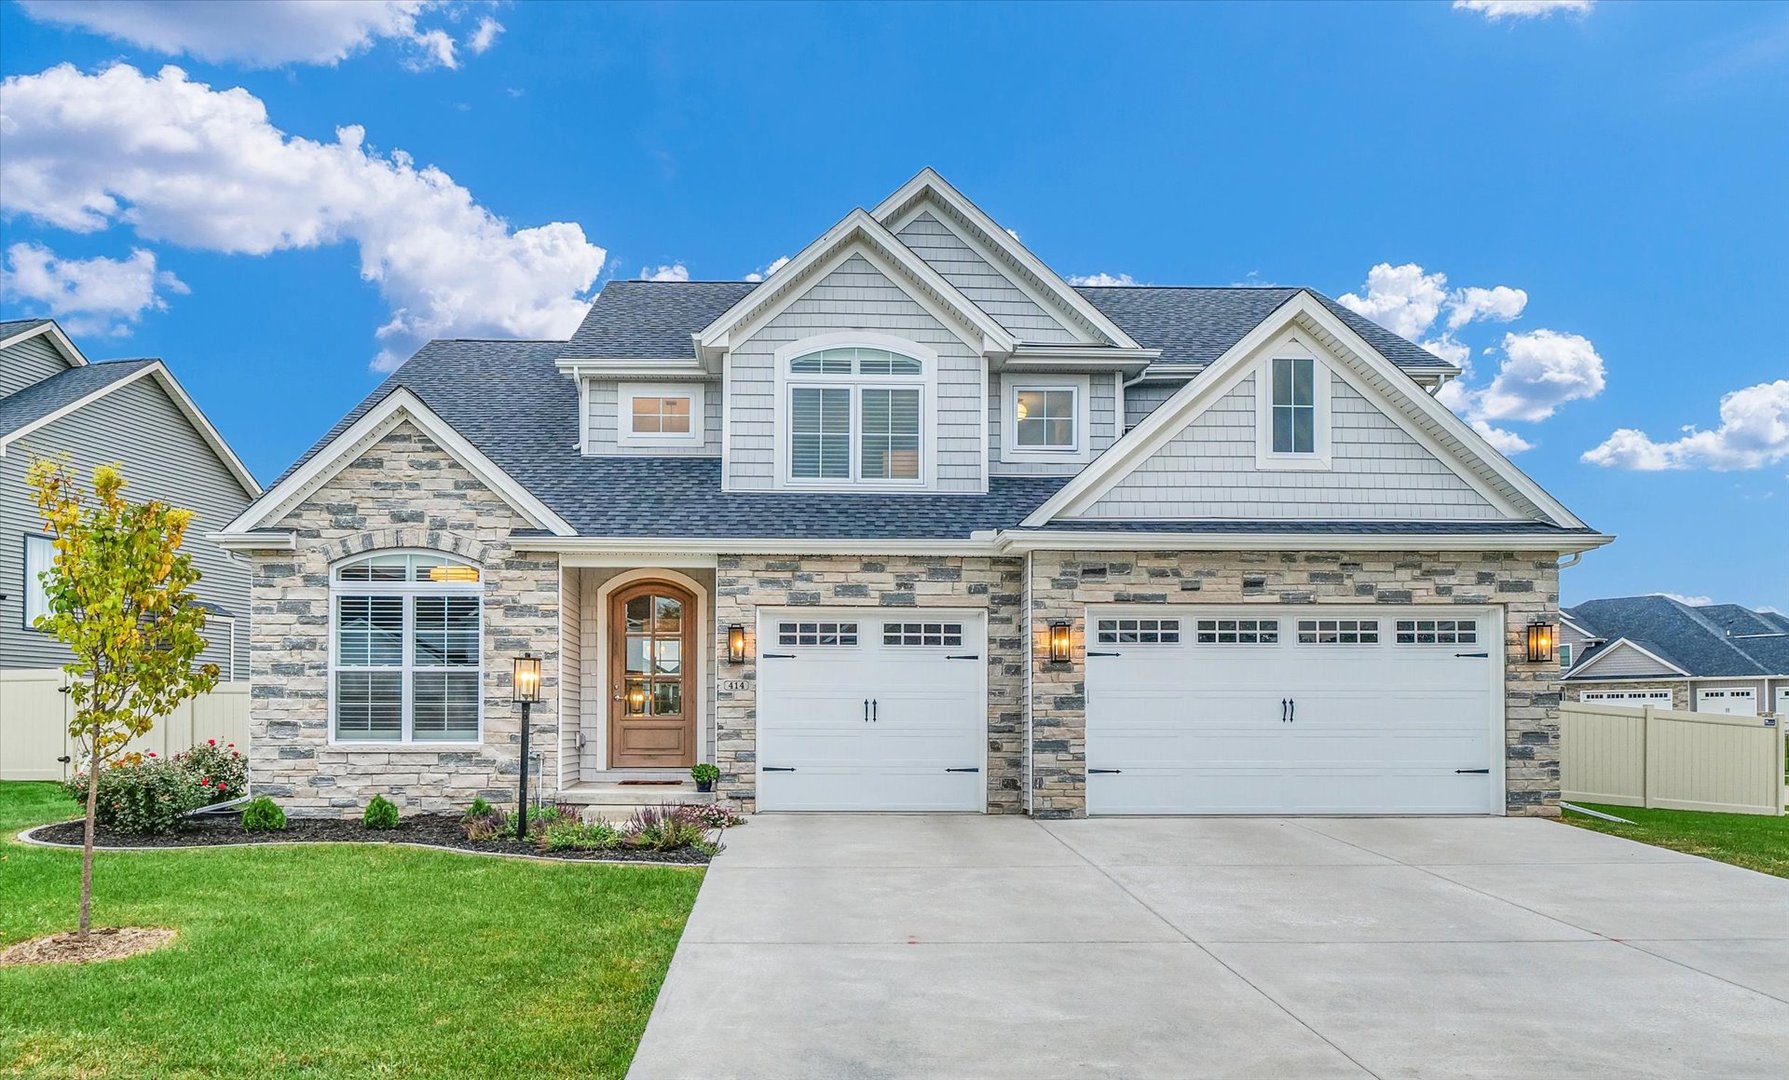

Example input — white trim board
[220,387,574,537]
[1020,292,1587,529]
[0,358,262,497]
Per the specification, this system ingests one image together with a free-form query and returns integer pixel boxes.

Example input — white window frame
[1255,347,1333,471]
[328,550,484,747]
[618,382,705,448]
[772,332,937,491]
[1001,374,1091,463]
[22,533,54,631]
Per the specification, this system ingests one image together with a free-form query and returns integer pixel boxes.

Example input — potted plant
[690,763,720,793]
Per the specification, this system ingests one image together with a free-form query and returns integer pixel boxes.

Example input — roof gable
[1564,595,1781,678]
[0,318,88,368]
[1569,638,1691,680]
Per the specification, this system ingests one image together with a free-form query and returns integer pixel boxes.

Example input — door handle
[864,699,869,723]
[1281,698,1288,722]
[1289,699,1295,723]
[872,699,878,722]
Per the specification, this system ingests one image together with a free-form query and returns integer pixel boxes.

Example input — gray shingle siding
[0,360,157,435]
[2,373,254,677]
[895,212,1078,343]
[1,330,72,399]
[1123,379,1187,430]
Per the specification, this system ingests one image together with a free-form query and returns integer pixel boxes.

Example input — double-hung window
[22,533,54,630]
[1258,351,1330,467]
[786,346,925,484]
[332,551,483,744]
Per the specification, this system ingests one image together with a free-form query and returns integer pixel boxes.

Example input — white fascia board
[996,528,1613,555]
[1559,615,1602,642]
[1570,637,1692,679]
[554,357,708,380]
[221,387,575,537]
[210,530,298,553]
[0,319,88,366]
[870,168,1144,351]
[696,208,1015,356]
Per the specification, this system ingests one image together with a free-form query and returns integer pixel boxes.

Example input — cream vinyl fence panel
[1561,702,1784,816]
[0,671,249,781]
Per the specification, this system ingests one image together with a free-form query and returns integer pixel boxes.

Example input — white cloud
[1470,419,1534,456]
[1338,263,1448,340]
[640,263,690,282]
[0,64,605,371]
[1422,333,1472,367]
[1473,329,1606,422]
[1582,380,1789,472]
[16,1,499,71]
[1068,272,1138,287]
[1453,1,1595,20]
[1446,285,1527,330]
[2,242,188,336]
[743,255,790,283]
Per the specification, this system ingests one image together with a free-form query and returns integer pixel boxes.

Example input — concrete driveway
[630,815,1789,1079]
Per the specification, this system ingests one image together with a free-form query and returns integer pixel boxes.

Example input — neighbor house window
[332,551,482,743]
[784,346,925,483]
[1003,376,1090,462]
[618,383,704,447]
[23,533,54,630]
[1558,643,1573,669]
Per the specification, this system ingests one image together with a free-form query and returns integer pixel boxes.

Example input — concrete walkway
[630,815,1789,1079]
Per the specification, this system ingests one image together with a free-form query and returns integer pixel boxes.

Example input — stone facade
[244,421,560,817]
[711,554,1027,814]
[1027,548,1564,818]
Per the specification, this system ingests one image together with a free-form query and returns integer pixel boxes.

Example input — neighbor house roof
[560,281,1457,371]
[0,317,53,341]
[0,359,159,438]
[1563,595,1789,679]
[273,338,1066,539]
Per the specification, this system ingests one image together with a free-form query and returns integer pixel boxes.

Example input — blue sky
[1,1,1784,609]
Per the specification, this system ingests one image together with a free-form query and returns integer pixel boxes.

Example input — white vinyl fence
[0,669,250,781]
[1561,701,1784,816]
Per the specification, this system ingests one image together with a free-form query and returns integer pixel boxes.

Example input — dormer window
[619,383,705,447]
[1255,347,1332,469]
[1001,375,1090,463]
[779,343,931,486]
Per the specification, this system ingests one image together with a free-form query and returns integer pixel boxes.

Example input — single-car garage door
[756,610,986,811]
[1085,606,1502,815]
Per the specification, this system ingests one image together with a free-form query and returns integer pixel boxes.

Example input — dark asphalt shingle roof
[0,317,52,340]
[276,339,1066,539]
[1563,595,1789,679]
[561,281,1456,370]
[0,359,158,437]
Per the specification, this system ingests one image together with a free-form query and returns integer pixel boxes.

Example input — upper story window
[1255,346,1332,470]
[332,551,482,744]
[781,343,929,485]
[22,533,54,630]
[1001,374,1090,463]
[618,383,705,448]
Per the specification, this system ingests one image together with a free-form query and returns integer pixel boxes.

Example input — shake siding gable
[725,252,985,492]
[1,334,75,398]
[1,373,253,677]
[894,212,1078,343]
[1575,642,1681,679]
[1124,380,1188,431]
[1081,372,1505,521]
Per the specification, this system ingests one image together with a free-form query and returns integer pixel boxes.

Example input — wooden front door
[609,582,697,768]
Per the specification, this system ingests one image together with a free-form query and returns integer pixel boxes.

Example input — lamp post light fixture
[512,653,543,837]
[727,623,747,664]
[1048,620,1073,664]
[1526,620,1556,664]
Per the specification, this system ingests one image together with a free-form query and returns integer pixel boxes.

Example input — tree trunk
[79,720,100,940]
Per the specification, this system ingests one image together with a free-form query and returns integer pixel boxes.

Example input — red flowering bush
[175,739,248,805]
[59,757,204,835]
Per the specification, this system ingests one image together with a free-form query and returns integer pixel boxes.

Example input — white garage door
[1086,606,1502,815]
[756,610,986,811]
[1696,687,1758,716]
[1580,688,1675,708]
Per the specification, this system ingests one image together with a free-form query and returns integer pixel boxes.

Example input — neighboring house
[1562,595,1789,716]
[216,169,1608,820]
[0,319,261,779]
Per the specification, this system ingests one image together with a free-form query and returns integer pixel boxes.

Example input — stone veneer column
[1028,549,1563,819]
[711,554,1026,814]
[244,421,561,818]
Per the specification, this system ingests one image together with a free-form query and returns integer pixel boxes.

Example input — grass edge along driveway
[1563,800,1789,879]
[0,782,703,1079]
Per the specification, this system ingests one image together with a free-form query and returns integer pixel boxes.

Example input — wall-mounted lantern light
[512,652,543,836]
[727,623,747,664]
[1049,620,1072,664]
[1526,620,1556,664]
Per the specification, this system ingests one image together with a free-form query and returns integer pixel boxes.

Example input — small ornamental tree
[27,459,220,940]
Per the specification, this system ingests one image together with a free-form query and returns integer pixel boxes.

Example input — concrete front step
[558,782,716,822]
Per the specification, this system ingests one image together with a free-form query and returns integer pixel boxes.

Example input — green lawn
[1563,801,1789,879]
[0,782,703,1079]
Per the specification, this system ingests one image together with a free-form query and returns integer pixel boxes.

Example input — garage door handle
[945,654,980,660]
[1281,698,1288,722]
[1455,768,1490,774]
[1455,652,1488,658]
[945,766,980,773]
[762,653,797,659]
[1089,768,1122,774]
[1087,650,1122,657]
[763,766,796,772]
[872,699,878,722]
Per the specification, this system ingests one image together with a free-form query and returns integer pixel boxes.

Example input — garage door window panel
[777,621,859,647]
[1096,618,1181,644]
[1297,618,1379,645]
[1395,618,1478,645]
[1195,618,1279,644]
[884,622,964,647]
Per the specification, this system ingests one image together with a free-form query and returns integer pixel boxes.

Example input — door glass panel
[626,635,649,674]
[623,676,651,716]
[654,595,682,632]
[619,589,687,719]
[653,680,682,716]
[626,595,651,632]
[654,638,682,674]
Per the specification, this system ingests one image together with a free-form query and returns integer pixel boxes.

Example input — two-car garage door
[1086,606,1503,815]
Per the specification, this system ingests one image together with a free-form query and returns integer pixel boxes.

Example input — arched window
[783,345,926,483]
[331,551,482,744]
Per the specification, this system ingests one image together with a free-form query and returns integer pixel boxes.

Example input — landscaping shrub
[362,794,400,830]
[680,802,744,829]
[59,755,203,835]
[622,804,710,852]
[241,796,286,832]
[462,796,493,820]
[175,739,247,804]
[538,820,621,852]
[462,804,509,842]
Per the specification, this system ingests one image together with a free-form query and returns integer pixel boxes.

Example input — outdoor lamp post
[513,653,542,837]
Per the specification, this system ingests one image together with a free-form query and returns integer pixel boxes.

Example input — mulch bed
[28,813,716,865]
[0,926,176,967]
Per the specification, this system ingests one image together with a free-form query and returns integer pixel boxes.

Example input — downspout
[1023,549,1034,816]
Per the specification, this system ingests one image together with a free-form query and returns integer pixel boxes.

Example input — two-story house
[1,318,260,779]
[216,170,1608,819]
